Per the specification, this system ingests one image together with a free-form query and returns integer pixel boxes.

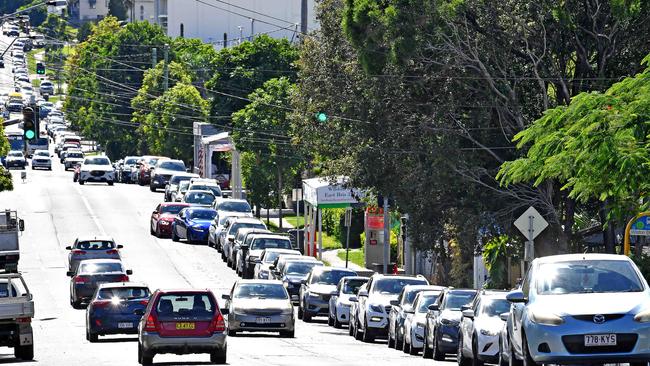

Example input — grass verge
[337,248,364,267]
[284,216,304,228]
[27,50,39,74]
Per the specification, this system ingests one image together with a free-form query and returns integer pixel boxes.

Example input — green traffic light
[316,112,327,123]
[25,130,35,139]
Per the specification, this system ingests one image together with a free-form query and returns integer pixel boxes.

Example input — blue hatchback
[86,282,151,342]
[172,207,217,244]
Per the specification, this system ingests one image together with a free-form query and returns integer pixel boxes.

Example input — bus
[26,135,49,157]
[5,132,24,152]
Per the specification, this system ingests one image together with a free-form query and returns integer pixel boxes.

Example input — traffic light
[315,111,327,123]
[36,62,45,75]
[22,107,36,140]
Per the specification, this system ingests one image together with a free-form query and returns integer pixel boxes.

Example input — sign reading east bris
[630,216,650,236]
[302,177,362,208]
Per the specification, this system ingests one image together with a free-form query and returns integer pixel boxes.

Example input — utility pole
[383,197,389,274]
[238,26,243,45]
[223,32,227,48]
[300,0,308,36]
[162,44,169,91]
[152,47,157,68]
[250,18,254,41]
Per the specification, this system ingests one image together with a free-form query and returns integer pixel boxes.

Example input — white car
[63,151,84,171]
[403,290,443,355]
[31,150,52,170]
[328,276,368,328]
[78,156,115,185]
[458,291,511,365]
[254,248,301,280]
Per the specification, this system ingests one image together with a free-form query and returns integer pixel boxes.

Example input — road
[0,168,457,365]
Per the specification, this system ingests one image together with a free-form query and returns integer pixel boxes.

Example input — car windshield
[147,158,160,165]
[8,151,22,157]
[251,238,292,250]
[405,289,424,305]
[79,262,123,274]
[234,284,288,300]
[124,157,139,165]
[312,270,357,285]
[218,201,251,213]
[76,240,115,250]
[230,222,266,234]
[263,251,295,264]
[185,192,216,205]
[97,287,150,300]
[416,293,441,312]
[373,278,428,295]
[85,157,110,165]
[190,184,222,197]
[178,181,190,192]
[481,298,511,317]
[343,279,367,294]
[171,176,192,184]
[443,292,477,310]
[285,261,321,276]
[156,293,215,319]
[34,151,49,156]
[536,260,644,295]
[160,205,186,214]
[159,161,185,171]
[67,153,83,158]
[189,210,217,220]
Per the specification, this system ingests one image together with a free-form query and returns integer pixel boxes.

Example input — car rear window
[0,282,18,297]
[250,238,292,250]
[234,283,288,300]
[285,261,323,276]
[190,185,222,197]
[263,251,298,264]
[230,222,265,234]
[76,241,115,250]
[311,269,357,285]
[188,209,217,220]
[159,161,185,171]
[218,201,251,213]
[343,279,368,294]
[171,175,192,184]
[80,262,123,274]
[98,287,150,300]
[156,293,215,318]
[373,278,429,295]
[185,192,216,205]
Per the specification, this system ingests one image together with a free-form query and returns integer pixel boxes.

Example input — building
[131,0,317,46]
[68,0,111,24]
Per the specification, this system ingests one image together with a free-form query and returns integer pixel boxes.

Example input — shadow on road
[95,336,137,343]
[152,362,220,366]
[0,354,34,364]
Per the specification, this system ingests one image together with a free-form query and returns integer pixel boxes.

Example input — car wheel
[422,325,433,358]
[149,185,155,192]
[402,334,410,353]
[521,333,536,366]
[280,330,294,338]
[31,166,34,170]
[498,343,509,366]
[458,333,469,365]
[108,181,114,186]
[87,328,98,343]
[15,344,33,361]
[354,318,363,341]
[472,336,484,366]
[361,320,374,343]
[509,334,523,366]
[396,327,404,350]
[328,314,334,326]
[409,336,419,355]
[171,228,179,242]
[303,310,312,323]
[150,224,155,236]
[388,323,395,348]
[210,346,227,364]
[432,328,445,361]
[79,179,84,185]
[333,312,342,329]
[297,307,303,320]
[227,329,237,336]
[349,316,355,336]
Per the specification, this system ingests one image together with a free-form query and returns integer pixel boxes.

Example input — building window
[88,0,97,9]
[140,5,144,20]
[180,23,184,38]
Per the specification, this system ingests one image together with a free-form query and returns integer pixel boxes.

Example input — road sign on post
[624,212,650,255]
[514,206,548,262]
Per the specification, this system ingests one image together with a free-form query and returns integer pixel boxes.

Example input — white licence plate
[584,334,616,347]
[117,322,133,329]
[255,317,271,324]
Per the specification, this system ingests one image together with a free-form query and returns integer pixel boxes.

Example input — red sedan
[150,203,190,237]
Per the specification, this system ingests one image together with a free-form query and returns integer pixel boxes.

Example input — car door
[390,289,404,338]
[461,298,479,356]
[511,268,532,357]
[358,278,372,327]
[175,210,187,238]
[300,271,313,308]
[151,204,161,231]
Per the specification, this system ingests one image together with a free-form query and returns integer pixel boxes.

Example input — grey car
[254,248,301,280]
[237,234,293,279]
[150,159,187,191]
[299,267,358,322]
[222,280,295,337]
[164,173,199,201]
[388,284,445,350]
[505,254,650,366]
[137,289,227,365]
[66,236,123,273]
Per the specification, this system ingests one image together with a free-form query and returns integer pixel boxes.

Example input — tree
[108,0,129,21]
[77,21,95,43]
[18,0,47,27]
[0,122,13,193]
[232,77,303,226]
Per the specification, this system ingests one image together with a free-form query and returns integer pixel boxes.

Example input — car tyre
[108,181,114,186]
[328,314,334,327]
[521,333,537,366]
[402,334,410,353]
[150,225,155,236]
[149,185,155,192]
[171,228,179,242]
[349,316,355,336]
[361,320,374,343]
[15,344,33,360]
[354,318,363,341]
[210,346,227,364]
[79,179,85,185]
[508,334,523,366]
[138,343,153,365]
[457,333,471,365]
[280,330,294,338]
[87,328,98,343]
[227,329,237,336]
[432,328,445,361]
[472,337,484,366]
[333,314,342,329]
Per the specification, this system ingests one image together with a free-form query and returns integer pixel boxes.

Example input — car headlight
[309,293,321,299]
[440,318,459,326]
[247,256,259,263]
[635,309,650,323]
[369,304,383,313]
[480,328,499,336]
[191,226,205,231]
[529,310,564,326]
[259,271,269,279]
[281,308,294,315]
[160,221,170,226]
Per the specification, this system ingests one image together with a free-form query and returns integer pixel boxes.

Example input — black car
[67,259,133,309]
[424,288,477,360]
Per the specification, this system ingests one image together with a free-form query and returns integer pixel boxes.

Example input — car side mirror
[358,289,368,297]
[222,294,231,300]
[462,309,474,319]
[126,269,133,275]
[66,271,74,277]
[152,211,158,215]
[405,308,415,314]
[499,312,509,322]
[300,279,307,285]
[18,219,24,232]
[133,309,144,316]
[460,304,471,311]
[269,265,275,270]
[349,296,358,303]
[428,304,439,311]
[117,245,124,249]
[506,290,527,303]
[389,300,399,306]
[220,307,229,315]
[65,246,72,250]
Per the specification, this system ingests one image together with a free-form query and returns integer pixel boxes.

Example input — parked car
[403,290,444,355]
[278,258,324,303]
[172,180,191,202]
[213,198,252,214]
[183,190,217,207]
[86,282,151,342]
[63,150,84,171]
[164,173,199,201]
[66,236,123,273]
[505,254,650,366]
[299,267,358,322]
[350,274,429,343]
[457,290,510,365]
[150,203,190,238]
[328,276,368,328]
[0,273,34,360]
[208,212,252,251]
[222,280,295,337]
[67,259,132,309]
[117,156,141,183]
[171,207,217,244]
[271,255,319,280]
[221,217,267,267]
[188,182,222,198]
[254,248,301,280]
[149,159,186,192]
[137,155,166,186]
[137,289,227,364]
[229,228,272,272]
[30,149,52,170]
[388,284,445,350]
[237,234,293,279]
[4,151,26,169]
[424,288,477,360]
[78,156,115,186]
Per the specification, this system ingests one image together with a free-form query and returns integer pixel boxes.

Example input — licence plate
[584,334,616,347]
[117,322,132,329]
[175,322,195,330]
[255,317,271,324]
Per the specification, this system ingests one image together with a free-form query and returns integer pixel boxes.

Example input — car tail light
[16,317,30,324]
[144,313,158,332]
[117,275,129,282]
[74,275,89,284]
[106,249,118,255]
[72,250,87,255]
[209,311,226,333]
[139,300,148,306]
[91,300,111,308]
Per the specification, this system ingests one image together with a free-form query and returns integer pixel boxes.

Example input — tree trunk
[277,166,283,230]
[599,201,616,254]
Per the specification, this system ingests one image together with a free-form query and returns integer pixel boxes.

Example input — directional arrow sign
[514,206,548,240]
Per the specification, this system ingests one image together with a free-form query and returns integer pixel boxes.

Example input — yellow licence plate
[175,322,195,330]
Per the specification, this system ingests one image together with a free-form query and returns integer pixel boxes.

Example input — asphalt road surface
[0,165,456,366]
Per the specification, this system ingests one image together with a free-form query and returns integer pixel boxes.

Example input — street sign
[514,206,548,240]
[630,216,650,236]
[344,208,352,227]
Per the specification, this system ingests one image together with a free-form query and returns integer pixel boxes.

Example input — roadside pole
[345,207,352,268]
[383,198,389,274]
[152,47,157,68]
[162,44,169,91]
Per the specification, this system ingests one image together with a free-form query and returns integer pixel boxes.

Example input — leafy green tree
[108,0,129,20]
[77,21,95,43]
[232,77,303,227]
[18,0,47,27]
[0,122,13,192]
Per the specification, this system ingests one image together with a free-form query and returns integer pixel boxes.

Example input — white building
[72,0,111,23]
[132,0,317,46]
